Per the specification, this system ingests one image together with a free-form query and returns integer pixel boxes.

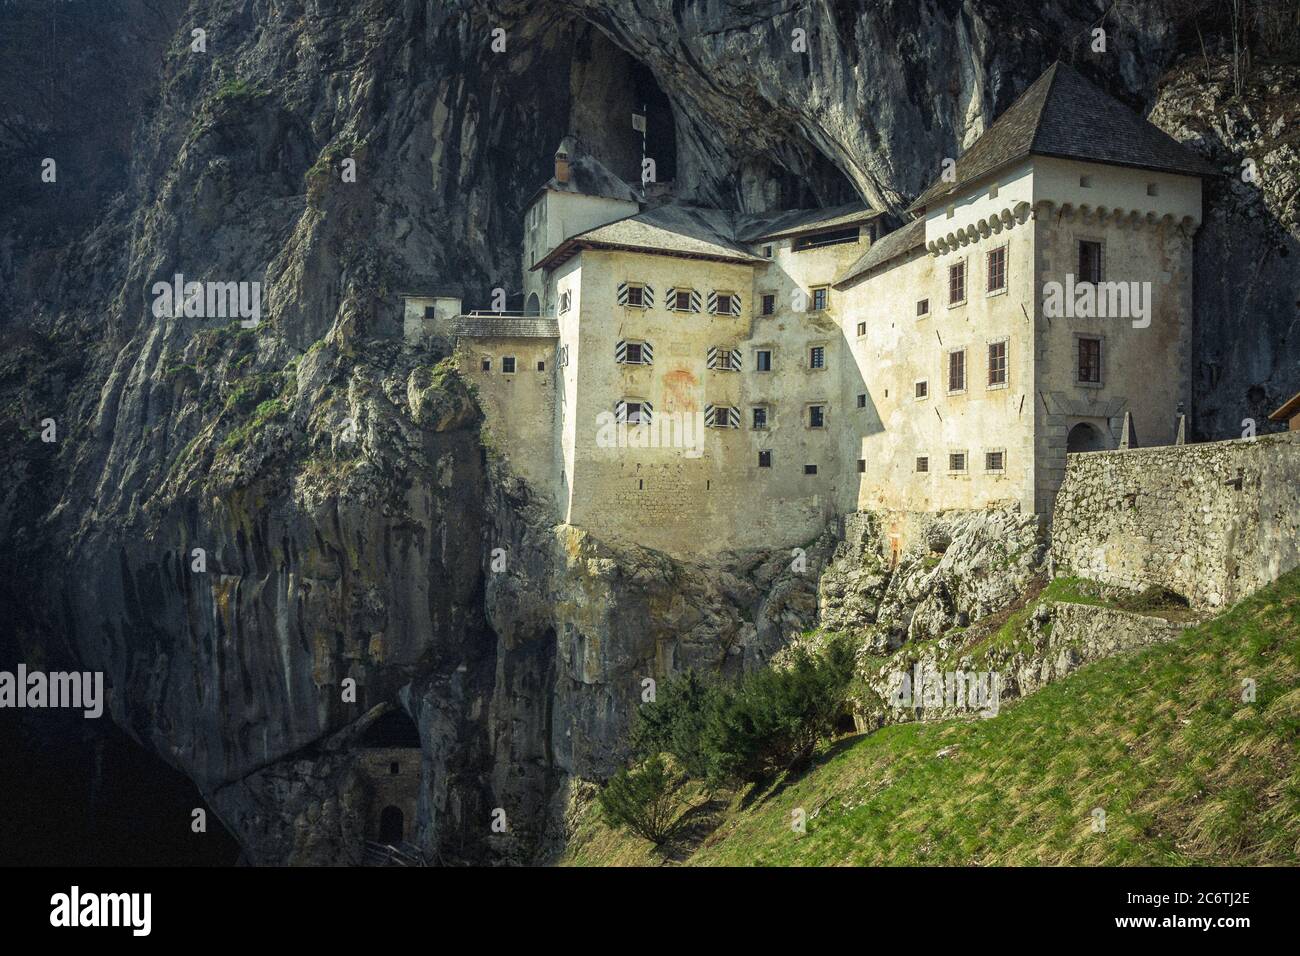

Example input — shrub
[631,669,721,780]
[596,755,689,846]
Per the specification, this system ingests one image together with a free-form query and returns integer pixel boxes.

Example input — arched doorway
[379,806,404,844]
[1066,422,1108,453]
[525,292,541,316]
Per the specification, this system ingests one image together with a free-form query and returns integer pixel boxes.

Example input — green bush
[596,755,689,846]
[633,636,857,788]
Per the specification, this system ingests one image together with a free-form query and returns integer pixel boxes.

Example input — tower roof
[910,61,1216,213]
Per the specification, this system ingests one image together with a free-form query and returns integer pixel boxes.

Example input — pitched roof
[451,316,559,338]
[1268,391,1300,422]
[529,155,640,206]
[533,204,765,271]
[833,217,927,288]
[737,201,880,242]
[910,61,1216,212]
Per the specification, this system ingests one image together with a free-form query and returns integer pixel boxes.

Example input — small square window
[481,357,491,372]
[501,356,515,374]
[755,349,772,372]
[916,298,929,317]
[625,342,644,364]
[804,464,818,475]
[625,401,645,425]
[1079,174,1093,188]
[915,380,928,399]
[809,346,825,369]
[752,406,768,430]
[674,290,692,311]
[536,360,546,371]
[716,348,735,371]
[809,405,825,429]
[856,394,866,409]
[761,293,775,316]
[762,245,773,259]
[758,450,772,468]
[916,456,929,473]
[811,286,829,311]
[856,459,866,473]
[1147,182,1159,197]
[559,290,572,313]
[423,305,436,319]
[715,293,734,314]
[856,321,866,337]
[949,452,967,472]
[985,451,1005,472]
[626,285,645,307]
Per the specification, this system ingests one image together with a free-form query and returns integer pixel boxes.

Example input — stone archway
[379,805,404,844]
[525,291,541,316]
[1066,421,1108,453]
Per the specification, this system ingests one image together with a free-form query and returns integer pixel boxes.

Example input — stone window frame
[481,356,492,372]
[1077,237,1105,285]
[750,403,772,431]
[624,282,648,309]
[712,290,739,316]
[986,336,1010,390]
[945,346,967,395]
[805,401,828,430]
[1074,332,1105,389]
[914,379,929,401]
[753,346,775,373]
[809,285,831,313]
[559,289,572,314]
[985,242,1008,297]
[803,463,818,476]
[759,291,776,316]
[947,257,968,308]
[758,449,773,468]
[984,448,1007,473]
[915,455,930,474]
[947,448,969,475]
[670,288,699,313]
[856,320,867,338]
[856,393,867,409]
[807,341,829,371]
[501,355,517,375]
[916,297,930,319]
[621,396,652,426]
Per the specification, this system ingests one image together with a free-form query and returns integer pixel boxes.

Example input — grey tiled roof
[737,201,879,242]
[451,316,559,338]
[833,217,926,288]
[536,155,640,204]
[910,61,1217,212]
[552,204,766,265]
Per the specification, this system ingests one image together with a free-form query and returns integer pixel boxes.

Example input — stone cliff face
[1,0,1295,863]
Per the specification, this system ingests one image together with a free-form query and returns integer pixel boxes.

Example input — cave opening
[361,708,421,748]
[379,805,405,844]
[630,59,677,185]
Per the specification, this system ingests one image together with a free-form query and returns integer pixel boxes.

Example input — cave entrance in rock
[362,708,421,748]
[379,806,404,844]
[630,59,677,184]
[1066,422,1109,453]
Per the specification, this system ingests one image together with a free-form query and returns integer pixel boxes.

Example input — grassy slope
[566,567,1300,866]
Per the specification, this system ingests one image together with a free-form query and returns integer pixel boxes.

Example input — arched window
[525,292,541,316]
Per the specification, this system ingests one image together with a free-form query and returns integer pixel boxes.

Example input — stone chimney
[554,136,575,184]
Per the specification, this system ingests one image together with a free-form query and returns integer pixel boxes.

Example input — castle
[409,62,1214,556]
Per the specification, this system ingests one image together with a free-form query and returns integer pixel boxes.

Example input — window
[985,450,1005,472]
[793,227,858,251]
[948,349,966,393]
[674,290,692,311]
[626,284,645,307]
[1079,174,1093,188]
[804,464,818,475]
[761,293,775,316]
[1146,182,1159,197]
[758,450,772,468]
[717,348,734,371]
[625,342,644,365]
[809,346,825,369]
[502,356,516,373]
[949,260,966,305]
[706,405,738,428]
[915,380,929,399]
[752,406,768,430]
[857,459,866,473]
[986,245,1007,294]
[811,286,829,311]
[762,245,773,259]
[625,401,646,424]
[423,305,436,319]
[1078,336,1102,384]
[536,360,545,371]
[949,452,967,472]
[916,298,929,317]
[856,321,866,337]
[481,357,491,372]
[559,290,572,313]
[715,293,734,314]
[988,340,1008,387]
[856,393,866,409]
[916,456,929,473]
[809,405,825,429]
[1078,241,1103,284]
[755,349,772,372]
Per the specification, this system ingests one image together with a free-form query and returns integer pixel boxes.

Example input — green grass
[565,567,1300,866]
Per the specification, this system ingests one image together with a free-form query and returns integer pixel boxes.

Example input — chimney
[554,136,575,184]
